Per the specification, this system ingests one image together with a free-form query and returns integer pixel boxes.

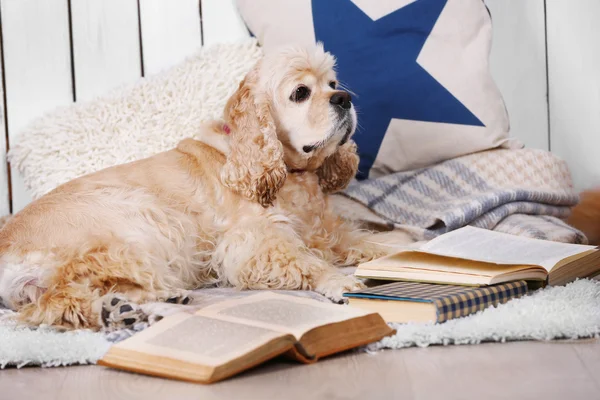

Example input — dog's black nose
[330,91,352,110]
[303,145,315,153]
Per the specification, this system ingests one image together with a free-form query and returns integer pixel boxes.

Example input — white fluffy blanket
[8,40,262,199]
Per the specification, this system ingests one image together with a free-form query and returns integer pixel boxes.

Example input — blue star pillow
[236,0,521,179]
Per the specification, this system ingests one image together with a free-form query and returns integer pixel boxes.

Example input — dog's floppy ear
[316,140,359,193]
[220,64,287,207]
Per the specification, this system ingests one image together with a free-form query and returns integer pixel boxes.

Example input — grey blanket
[343,148,586,244]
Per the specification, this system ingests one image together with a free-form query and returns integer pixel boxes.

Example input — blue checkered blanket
[342,148,586,244]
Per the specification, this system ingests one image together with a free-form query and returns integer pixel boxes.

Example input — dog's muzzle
[329,91,352,110]
[302,92,354,153]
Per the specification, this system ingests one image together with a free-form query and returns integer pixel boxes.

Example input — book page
[196,292,371,339]
[114,312,286,367]
[420,226,597,271]
[358,251,536,276]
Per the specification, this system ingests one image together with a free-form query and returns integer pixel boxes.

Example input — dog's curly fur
[0,45,401,330]
[220,65,288,207]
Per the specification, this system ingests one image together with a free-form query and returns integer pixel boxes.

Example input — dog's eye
[328,81,337,89]
[291,85,311,102]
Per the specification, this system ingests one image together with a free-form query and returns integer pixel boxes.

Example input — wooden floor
[2,339,600,400]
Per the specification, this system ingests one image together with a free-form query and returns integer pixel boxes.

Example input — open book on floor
[355,226,600,286]
[99,292,394,384]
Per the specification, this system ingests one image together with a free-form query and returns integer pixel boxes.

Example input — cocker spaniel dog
[0,45,394,330]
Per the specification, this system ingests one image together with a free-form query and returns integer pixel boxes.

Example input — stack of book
[344,226,600,324]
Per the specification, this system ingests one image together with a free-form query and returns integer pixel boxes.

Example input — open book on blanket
[99,292,394,384]
[355,226,600,286]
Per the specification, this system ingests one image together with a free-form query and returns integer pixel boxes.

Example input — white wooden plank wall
[138,0,202,76]
[0,1,598,214]
[485,0,549,151]
[546,0,600,190]
[0,27,9,216]
[1,0,73,213]
[201,0,248,46]
[70,0,141,102]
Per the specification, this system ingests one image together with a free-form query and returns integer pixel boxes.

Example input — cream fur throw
[8,40,262,199]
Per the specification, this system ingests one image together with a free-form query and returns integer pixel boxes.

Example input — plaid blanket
[342,148,586,244]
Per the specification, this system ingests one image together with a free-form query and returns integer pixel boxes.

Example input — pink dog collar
[223,124,231,135]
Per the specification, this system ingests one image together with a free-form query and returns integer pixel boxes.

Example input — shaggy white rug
[0,311,110,368]
[371,279,600,350]
[8,39,262,199]
[2,280,600,368]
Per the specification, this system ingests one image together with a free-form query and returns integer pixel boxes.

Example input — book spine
[434,281,528,323]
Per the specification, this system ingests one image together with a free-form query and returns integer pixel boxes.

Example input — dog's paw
[315,274,366,304]
[165,293,193,305]
[99,295,148,332]
[153,289,194,305]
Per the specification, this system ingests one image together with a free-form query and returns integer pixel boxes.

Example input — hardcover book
[355,226,600,286]
[344,280,528,323]
[99,292,394,384]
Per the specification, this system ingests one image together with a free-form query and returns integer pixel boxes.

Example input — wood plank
[201,0,249,47]
[572,340,600,390]
[546,0,600,190]
[2,341,600,399]
[0,0,74,213]
[138,0,202,76]
[485,0,549,150]
[70,0,142,102]
[0,26,11,216]
[401,341,600,400]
